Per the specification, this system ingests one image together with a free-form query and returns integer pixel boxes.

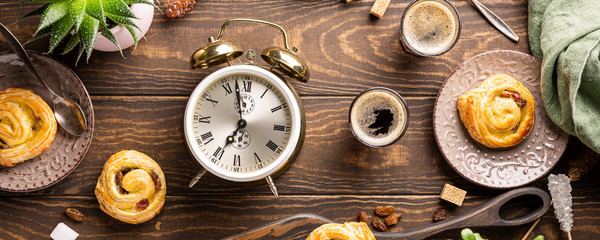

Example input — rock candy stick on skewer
[547,174,573,238]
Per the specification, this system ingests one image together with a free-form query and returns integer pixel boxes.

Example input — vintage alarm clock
[184,19,308,197]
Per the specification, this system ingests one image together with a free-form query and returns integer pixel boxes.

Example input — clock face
[184,65,303,182]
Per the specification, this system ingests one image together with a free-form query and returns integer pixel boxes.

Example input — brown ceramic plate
[433,50,568,189]
[0,51,94,192]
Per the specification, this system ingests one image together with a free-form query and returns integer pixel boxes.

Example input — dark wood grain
[222,214,335,240]
[0,194,598,239]
[0,96,596,197]
[1,0,530,97]
[224,188,552,240]
[0,0,599,239]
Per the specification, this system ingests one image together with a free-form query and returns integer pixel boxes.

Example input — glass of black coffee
[400,0,461,56]
[349,87,409,147]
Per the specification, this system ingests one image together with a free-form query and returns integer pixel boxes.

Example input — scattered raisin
[372,217,387,232]
[165,0,195,18]
[358,211,369,223]
[136,199,150,210]
[65,208,85,222]
[433,209,447,222]
[385,212,402,226]
[375,206,395,217]
[152,171,162,191]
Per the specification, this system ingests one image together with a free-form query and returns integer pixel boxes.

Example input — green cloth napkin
[529,0,600,153]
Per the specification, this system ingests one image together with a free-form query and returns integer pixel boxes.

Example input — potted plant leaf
[20,0,158,65]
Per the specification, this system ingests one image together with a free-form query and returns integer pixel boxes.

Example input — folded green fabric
[529,0,600,153]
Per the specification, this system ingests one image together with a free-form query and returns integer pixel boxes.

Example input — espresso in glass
[401,0,461,56]
[349,88,409,147]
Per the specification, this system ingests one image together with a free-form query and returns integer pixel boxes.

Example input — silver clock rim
[184,64,302,182]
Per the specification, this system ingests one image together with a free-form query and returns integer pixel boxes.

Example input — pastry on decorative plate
[95,150,166,224]
[0,87,57,167]
[457,74,535,148]
[306,222,375,240]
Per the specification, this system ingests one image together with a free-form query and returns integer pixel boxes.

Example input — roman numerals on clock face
[191,73,293,174]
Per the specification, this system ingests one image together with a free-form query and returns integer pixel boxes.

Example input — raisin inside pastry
[95,150,167,224]
[457,74,535,148]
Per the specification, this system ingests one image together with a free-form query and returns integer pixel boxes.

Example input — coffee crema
[350,88,408,147]
[402,0,458,55]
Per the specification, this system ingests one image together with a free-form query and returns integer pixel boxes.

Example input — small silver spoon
[0,23,87,136]
[468,0,519,42]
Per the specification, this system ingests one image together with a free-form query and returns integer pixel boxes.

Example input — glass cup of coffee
[349,87,410,148]
[400,0,461,56]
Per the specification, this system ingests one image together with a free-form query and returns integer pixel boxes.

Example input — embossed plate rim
[0,51,95,192]
[433,50,568,189]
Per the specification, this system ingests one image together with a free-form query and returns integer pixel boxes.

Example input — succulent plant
[20,0,158,64]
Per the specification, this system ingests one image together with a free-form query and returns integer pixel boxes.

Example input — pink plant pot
[93,3,155,52]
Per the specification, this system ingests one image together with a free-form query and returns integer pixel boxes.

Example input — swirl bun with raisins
[0,88,56,166]
[95,150,166,224]
[457,74,535,148]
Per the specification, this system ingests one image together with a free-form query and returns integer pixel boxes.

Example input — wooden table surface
[1,0,599,239]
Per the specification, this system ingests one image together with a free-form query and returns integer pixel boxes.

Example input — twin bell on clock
[183,19,309,197]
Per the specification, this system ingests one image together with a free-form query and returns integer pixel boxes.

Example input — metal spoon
[467,0,519,42]
[0,23,87,136]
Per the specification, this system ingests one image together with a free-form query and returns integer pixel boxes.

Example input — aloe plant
[20,0,158,65]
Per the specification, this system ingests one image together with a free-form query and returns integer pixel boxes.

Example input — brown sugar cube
[370,0,391,18]
[440,183,467,206]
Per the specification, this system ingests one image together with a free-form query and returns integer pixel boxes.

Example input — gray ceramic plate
[0,51,94,192]
[433,50,569,189]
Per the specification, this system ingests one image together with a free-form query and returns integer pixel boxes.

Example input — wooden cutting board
[221,187,551,240]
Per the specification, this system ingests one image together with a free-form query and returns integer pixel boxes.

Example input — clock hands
[225,79,248,147]
[235,79,243,119]
[225,119,247,146]
[225,82,278,196]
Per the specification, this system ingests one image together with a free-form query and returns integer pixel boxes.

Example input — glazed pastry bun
[0,88,57,167]
[306,222,376,240]
[457,74,535,148]
[95,150,166,224]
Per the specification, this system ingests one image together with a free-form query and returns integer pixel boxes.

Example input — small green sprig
[460,228,544,240]
[461,228,487,240]
[20,0,158,65]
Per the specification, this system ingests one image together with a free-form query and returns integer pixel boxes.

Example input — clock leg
[266,176,279,198]
[188,168,207,188]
